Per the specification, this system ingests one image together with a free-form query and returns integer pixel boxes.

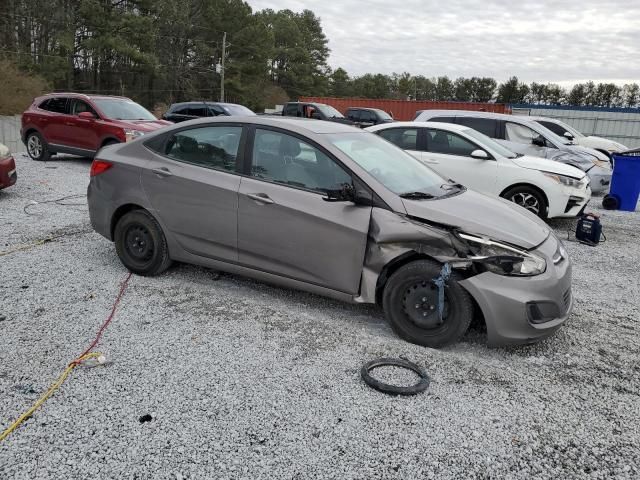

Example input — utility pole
[220,31,226,102]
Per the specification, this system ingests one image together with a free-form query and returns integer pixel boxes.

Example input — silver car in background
[414,110,612,193]
[88,117,573,348]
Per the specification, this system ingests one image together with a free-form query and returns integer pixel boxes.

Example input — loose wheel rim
[402,281,448,329]
[510,192,540,215]
[124,224,154,262]
[28,135,42,158]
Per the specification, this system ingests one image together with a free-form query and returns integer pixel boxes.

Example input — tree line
[1,0,639,114]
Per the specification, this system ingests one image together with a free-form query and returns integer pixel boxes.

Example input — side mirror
[563,131,575,141]
[532,135,546,147]
[78,111,96,119]
[323,183,356,203]
[470,149,490,159]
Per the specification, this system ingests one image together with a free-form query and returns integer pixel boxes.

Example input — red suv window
[39,97,68,114]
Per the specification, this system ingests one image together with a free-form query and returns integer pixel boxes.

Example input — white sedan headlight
[542,172,585,188]
[459,233,547,276]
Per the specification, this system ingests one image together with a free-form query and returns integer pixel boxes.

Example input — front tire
[26,131,51,161]
[114,210,172,276]
[382,260,473,348]
[502,185,548,219]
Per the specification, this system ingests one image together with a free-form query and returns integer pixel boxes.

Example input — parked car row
[413,110,612,194]
[367,121,590,219]
[15,91,587,348]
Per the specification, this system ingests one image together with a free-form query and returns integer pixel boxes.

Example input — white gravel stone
[0,153,639,479]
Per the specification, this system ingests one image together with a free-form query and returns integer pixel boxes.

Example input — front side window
[378,128,418,151]
[251,129,351,193]
[505,122,543,145]
[164,126,242,172]
[70,99,97,117]
[40,97,68,114]
[426,129,477,156]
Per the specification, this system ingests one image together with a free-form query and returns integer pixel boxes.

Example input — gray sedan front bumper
[460,234,573,346]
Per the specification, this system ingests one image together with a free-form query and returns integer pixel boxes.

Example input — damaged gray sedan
[88,117,573,348]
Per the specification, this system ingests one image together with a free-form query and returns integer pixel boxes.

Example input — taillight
[90,160,113,177]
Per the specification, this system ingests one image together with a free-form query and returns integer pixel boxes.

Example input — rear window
[39,97,68,114]
[283,104,299,116]
[429,116,456,123]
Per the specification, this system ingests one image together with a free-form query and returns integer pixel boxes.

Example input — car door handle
[246,193,274,204]
[151,167,173,177]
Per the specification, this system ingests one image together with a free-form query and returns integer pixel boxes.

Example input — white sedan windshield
[462,128,518,158]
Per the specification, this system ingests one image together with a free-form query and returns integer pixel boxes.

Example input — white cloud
[246,0,640,84]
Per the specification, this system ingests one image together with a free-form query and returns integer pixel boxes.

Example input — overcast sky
[247,0,640,86]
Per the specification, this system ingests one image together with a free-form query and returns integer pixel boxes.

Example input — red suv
[21,93,172,161]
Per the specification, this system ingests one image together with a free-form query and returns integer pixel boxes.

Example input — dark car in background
[345,107,393,128]
[0,143,17,191]
[281,102,355,125]
[162,102,255,123]
[21,93,171,161]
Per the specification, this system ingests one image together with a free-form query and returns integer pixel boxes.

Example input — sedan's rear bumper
[460,234,572,346]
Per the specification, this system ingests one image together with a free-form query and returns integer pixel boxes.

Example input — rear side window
[164,126,242,172]
[426,129,478,156]
[378,128,418,150]
[455,117,497,137]
[39,97,68,114]
[186,106,208,117]
[251,129,351,193]
[360,111,375,122]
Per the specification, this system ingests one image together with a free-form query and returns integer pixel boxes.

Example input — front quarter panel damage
[356,208,471,304]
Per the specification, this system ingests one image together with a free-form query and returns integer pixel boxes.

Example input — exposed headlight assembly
[542,172,585,188]
[459,233,547,276]
[123,128,146,142]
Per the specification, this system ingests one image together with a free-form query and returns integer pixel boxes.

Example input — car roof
[418,109,533,123]
[182,116,359,134]
[169,101,243,107]
[42,93,131,101]
[347,107,381,112]
[526,115,562,123]
[371,121,470,132]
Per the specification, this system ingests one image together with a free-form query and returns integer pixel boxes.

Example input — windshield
[530,121,572,146]
[93,98,156,121]
[327,131,457,197]
[221,104,255,116]
[462,128,518,159]
[316,104,344,118]
[552,119,583,138]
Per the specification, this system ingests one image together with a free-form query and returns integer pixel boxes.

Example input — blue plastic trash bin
[605,150,640,211]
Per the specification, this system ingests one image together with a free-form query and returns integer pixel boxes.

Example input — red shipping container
[299,96,510,121]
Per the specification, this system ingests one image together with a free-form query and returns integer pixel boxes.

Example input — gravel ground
[0,153,639,479]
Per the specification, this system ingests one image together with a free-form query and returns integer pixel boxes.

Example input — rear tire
[26,131,51,161]
[382,260,473,348]
[502,185,548,219]
[114,210,172,276]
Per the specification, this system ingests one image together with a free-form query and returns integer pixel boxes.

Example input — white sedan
[366,122,591,219]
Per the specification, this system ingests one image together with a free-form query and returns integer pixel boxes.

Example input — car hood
[110,119,173,132]
[510,155,586,179]
[401,190,550,249]
[580,136,627,152]
[565,143,609,161]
